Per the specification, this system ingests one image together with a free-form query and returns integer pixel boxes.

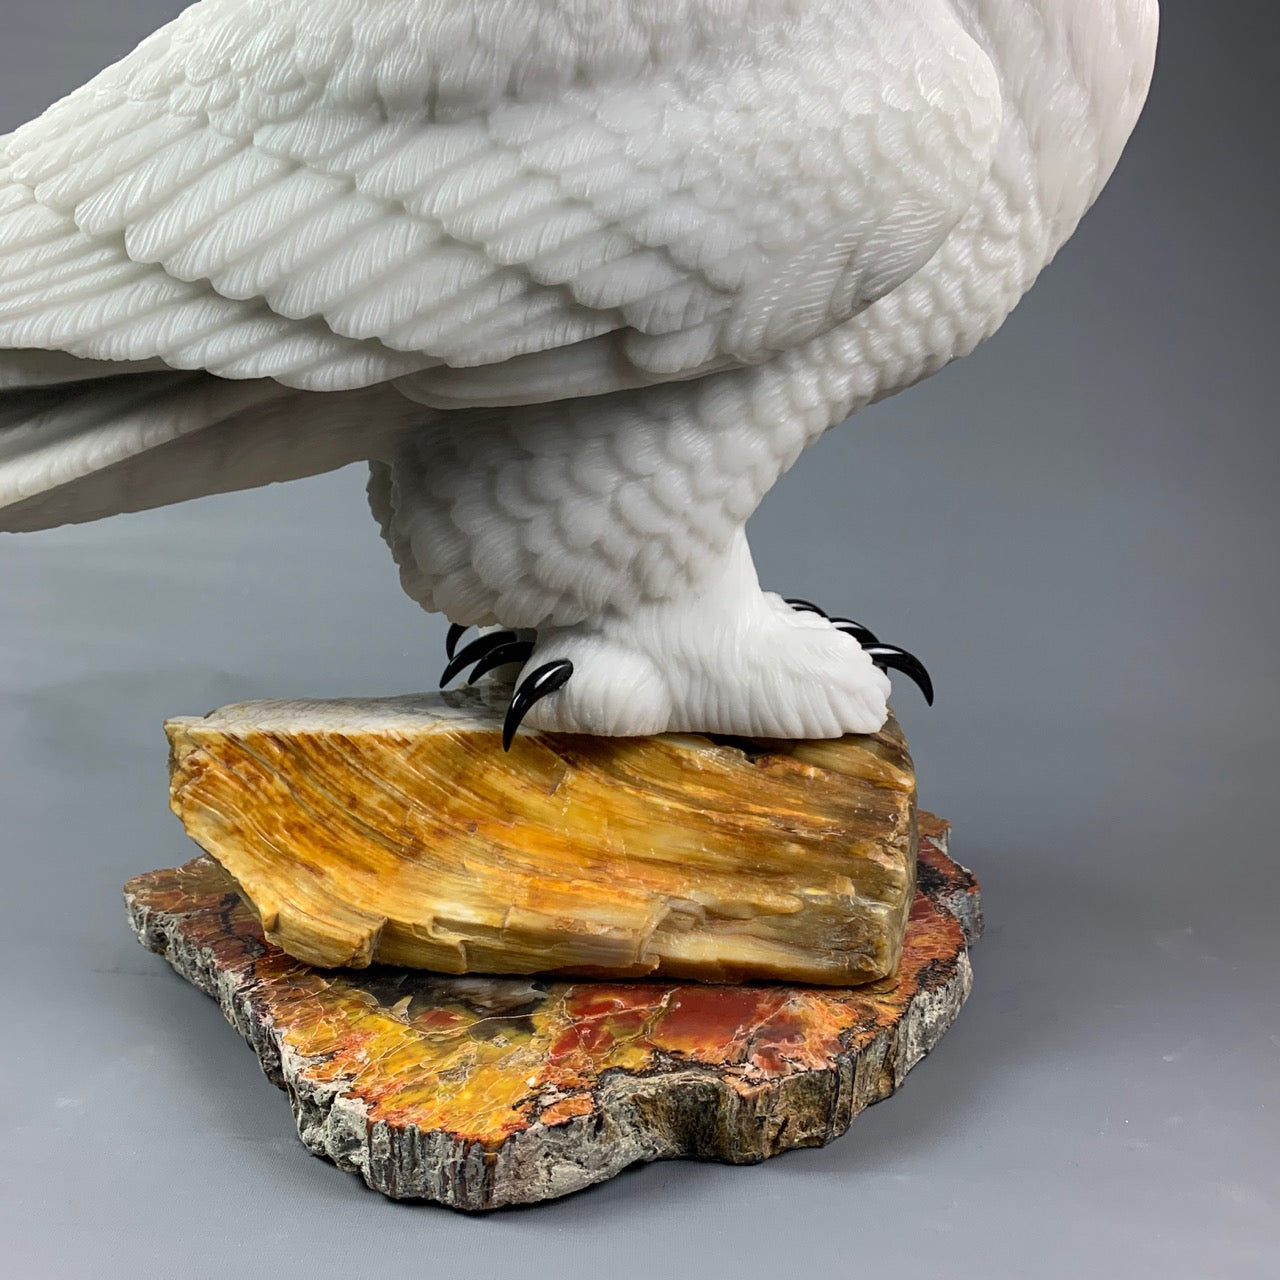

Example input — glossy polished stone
[125,818,980,1210]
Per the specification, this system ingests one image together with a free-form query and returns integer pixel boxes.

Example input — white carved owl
[0,0,1158,744]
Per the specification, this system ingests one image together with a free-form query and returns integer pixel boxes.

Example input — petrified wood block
[165,689,918,985]
[125,818,980,1211]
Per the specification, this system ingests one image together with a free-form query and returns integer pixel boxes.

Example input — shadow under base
[125,815,981,1211]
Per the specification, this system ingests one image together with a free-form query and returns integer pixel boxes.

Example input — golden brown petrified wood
[165,688,917,984]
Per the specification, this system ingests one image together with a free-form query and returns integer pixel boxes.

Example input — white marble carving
[0,1,1158,742]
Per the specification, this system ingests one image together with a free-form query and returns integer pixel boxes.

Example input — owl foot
[441,598,928,747]
[440,628,574,747]
[785,598,934,705]
[462,595,898,744]
[439,628,576,742]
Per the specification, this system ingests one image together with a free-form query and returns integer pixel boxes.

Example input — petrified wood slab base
[125,817,981,1211]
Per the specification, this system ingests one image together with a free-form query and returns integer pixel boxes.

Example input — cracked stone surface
[125,814,980,1210]
[165,690,920,984]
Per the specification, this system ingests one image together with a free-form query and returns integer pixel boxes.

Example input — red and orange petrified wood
[125,815,981,1211]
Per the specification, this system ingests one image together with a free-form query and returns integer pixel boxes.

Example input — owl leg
[374,375,917,743]
[433,533,902,745]
[440,597,932,746]
[470,528,900,745]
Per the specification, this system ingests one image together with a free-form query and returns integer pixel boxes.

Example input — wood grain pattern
[165,688,917,984]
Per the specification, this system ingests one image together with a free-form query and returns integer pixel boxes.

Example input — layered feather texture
[0,370,424,531]
[0,0,1161,739]
[0,0,1003,396]
[0,0,1159,659]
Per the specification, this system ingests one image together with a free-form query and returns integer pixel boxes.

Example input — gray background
[1,3,1276,1277]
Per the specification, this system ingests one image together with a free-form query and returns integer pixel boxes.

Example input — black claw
[439,631,520,688]
[503,660,575,751]
[864,644,935,707]
[830,617,880,646]
[467,639,535,684]
[786,597,827,617]
[445,622,470,660]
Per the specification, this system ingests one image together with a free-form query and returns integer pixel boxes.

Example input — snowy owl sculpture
[0,0,1158,745]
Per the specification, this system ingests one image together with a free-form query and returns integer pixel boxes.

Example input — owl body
[0,0,1159,739]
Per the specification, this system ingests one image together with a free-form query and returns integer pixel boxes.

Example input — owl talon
[831,616,880,646]
[863,644,934,706]
[439,631,521,687]
[503,660,575,750]
[785,597,827,616]
[787,598,875,641]
[785,598,930,703]
[786,597,879,645]
[467,639,536,684]
[445,622,470,659]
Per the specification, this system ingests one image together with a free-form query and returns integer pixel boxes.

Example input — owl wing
[0,0,1002,402]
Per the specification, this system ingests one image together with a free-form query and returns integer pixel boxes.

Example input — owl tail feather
[0,355,424,533]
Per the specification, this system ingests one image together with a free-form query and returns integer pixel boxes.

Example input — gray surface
[1,4,1276,1277]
